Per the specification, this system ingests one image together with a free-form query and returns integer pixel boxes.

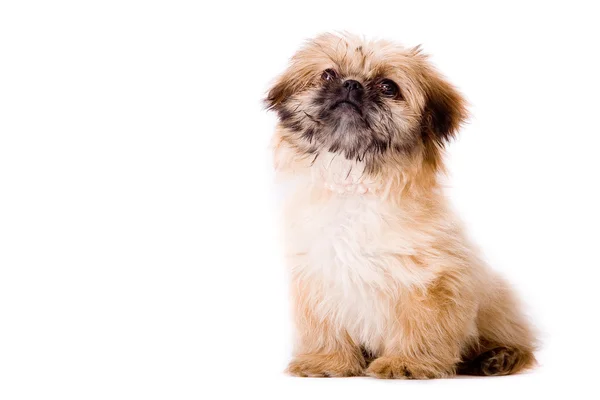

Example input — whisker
[345,165,353,179]
[303,111,322,125]
[310,153,320,166]
[327,153,338,169]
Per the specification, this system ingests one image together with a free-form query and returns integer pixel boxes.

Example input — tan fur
[268,33,537,379]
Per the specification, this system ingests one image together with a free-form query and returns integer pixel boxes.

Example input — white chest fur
[282,155,437,350]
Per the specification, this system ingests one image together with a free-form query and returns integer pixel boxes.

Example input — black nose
[343,79,363,91]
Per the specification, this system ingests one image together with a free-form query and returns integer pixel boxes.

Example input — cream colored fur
[269,33,537,379]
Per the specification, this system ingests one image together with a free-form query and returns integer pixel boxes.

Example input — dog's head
[266,33,467,173]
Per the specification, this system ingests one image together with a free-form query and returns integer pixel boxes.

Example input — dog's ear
[421,69,468,146]
[264,62,316,111]
[265,73,294,111]
[265,35,334,111]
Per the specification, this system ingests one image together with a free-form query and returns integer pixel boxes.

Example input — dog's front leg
[286,275,365,377]
[366,272,478,379]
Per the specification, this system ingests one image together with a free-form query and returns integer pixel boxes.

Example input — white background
[1,1,599,399]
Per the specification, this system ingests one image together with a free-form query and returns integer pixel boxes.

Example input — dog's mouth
[331,100,362,114]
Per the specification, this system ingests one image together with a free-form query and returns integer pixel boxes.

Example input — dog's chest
[293,194,390,285]
[286,190,434,348]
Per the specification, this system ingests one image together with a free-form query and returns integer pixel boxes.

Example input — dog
[266,33,537,379]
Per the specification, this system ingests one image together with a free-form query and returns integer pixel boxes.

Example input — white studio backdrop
[1,1,599,399]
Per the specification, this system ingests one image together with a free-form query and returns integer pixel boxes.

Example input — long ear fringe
[264,79,285,111]
[422,74,468,146]
[264,67,313,111]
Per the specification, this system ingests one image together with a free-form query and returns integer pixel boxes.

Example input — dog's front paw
[287,353,364,377]
[366,356,454,379]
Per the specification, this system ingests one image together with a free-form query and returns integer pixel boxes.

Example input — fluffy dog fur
[266,33,536,379]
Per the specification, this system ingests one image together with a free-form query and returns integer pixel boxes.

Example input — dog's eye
[378,79,400,99]
[321,69,338,81]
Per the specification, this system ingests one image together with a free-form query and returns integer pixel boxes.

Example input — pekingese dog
[266,33,536,379]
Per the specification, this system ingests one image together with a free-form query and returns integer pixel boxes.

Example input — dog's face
[266,33,467,173]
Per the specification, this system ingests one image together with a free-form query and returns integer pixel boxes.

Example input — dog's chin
[331,100,362,115]
[326,104,367,129]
